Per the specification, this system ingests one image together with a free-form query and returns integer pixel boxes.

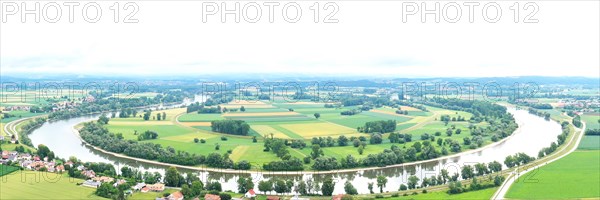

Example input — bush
[194,138,199,143]
[391,193,399,197]
[221,136,228,141]
[303,156,311,164]
[219,193,232,200]
[399,184,408,191]
[201,139,206,143]
[375,195,384,199]
[341,194,354,200]
[422,189,427,194]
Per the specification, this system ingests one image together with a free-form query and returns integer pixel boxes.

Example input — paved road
[491,121,586,199]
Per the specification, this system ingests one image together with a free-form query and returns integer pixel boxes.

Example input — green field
[0,165,19,176]
[581,113,600,130]
[387,187,498,199]
[505,150,600,199]
[0,172,106,199]
[578,136,600,150]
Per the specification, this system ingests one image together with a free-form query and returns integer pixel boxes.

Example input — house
[1,151,8,159]
[147,183,165,192]
[82,170,96,178]
[33,156,40,161]
[141,187,150,193]
[82,180,101,188]
[113,179,127,187]
[92,176,114,183]
[18,153,32,160]
[65,161,74,167]
[332,194,344,200]
[55,165,65,173]
[132,182,146,191]
[267,196,280,200]
[204,194,221,200]
[244,189,257,198]
[167,191,184,200]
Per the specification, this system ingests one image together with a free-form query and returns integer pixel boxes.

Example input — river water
[28,106,561,194]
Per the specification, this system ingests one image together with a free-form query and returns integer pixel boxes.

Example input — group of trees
[19,117,48,146]
[340,109,361,116]
[211,120,250,135]
[358,120,396,133]
[504,152,535,168]
[137,130,159,141]
[49,93,185,120]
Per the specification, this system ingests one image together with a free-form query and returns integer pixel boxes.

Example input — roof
[204,194,221,200]
[169,191,184,199]
[267,196,280,200]
[332,194,344,200]
[247,189,256,195]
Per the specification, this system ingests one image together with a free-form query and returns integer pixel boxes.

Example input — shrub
[200,139,206,143]
[375,195,384,199]
[422,189,427,194]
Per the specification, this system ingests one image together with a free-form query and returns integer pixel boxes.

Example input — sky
[1,1,599,78]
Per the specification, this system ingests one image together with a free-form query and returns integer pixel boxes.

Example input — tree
[488,161,503,173]
[311,144,323,159]
[194,138,199,143]
[376,175,388,193]
[321,178,335,196]
[165,167,181,187]
[367,182,374,194]
[314,113,321,119]
[461,165,475,179]
[237,177,254,193]
[98,114,109,124]
[162,112,166,120]
[240,106,246,112]
[191,180,204,196]
[181,184,192,197]
[408,175,419,189]
[344,181,358,195]
[258,180,273,194]
[205,182,222,191]
[494,175,506,186]
[143,111,151,121]
[474,163,488,176]
[297,180,308,195]
[370,133,383,144]
[338,135,349,146]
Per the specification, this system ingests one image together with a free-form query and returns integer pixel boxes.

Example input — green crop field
[0,172,106,199]
[387,187,498,200]
[178,113,225,122]
[505,150,600,199]
[578,136,600,150]
[581,114,600,130]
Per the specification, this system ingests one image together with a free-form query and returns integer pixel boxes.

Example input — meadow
[505,150,600,199]
[101,99,497,167]
[387,187,498,200]
[0,172,106,199]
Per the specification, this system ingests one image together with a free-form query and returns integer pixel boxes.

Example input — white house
[244,189,257,198]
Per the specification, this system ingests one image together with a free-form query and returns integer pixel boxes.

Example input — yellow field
[229,145,250,161]
[370,109,407,117]
[223,112,299,117]
[279,122,359,138]
[399,106,421,111]
[251,125,291,139]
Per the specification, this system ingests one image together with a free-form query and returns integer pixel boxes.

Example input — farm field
[99,99,501,168]
[580,113,600,130]
[387,187,498,200]
[578,136,600,150]
[505,150,600,199]
[0,172,106,199]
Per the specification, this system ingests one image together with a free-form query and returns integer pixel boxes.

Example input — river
[28,106,561,194]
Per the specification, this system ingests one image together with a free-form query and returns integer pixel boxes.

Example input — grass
[0,165,19,177]
[505,150,600,199]
[178,113,224,122]
[0,111,45,123]
[580,113,600,131]
[0,172,106,199]
[387,187,498,199]
[578,136,600,150]
[279,122,359,138]
[128,189,178,200]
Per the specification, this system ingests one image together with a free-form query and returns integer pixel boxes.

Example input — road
[491,120,586,199]
[2,117,30,141]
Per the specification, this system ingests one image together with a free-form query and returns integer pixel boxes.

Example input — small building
[147,183,165,192]
[93,176,115,183]
[82,180,101,188]
[113,179,127,187]
[132,182,146,191]
[82,170,96,178]
[204,194,221,200]
[167,191,184,200]
[141,187,150,193]
[267,196,280,200]
[244,189,257,198]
